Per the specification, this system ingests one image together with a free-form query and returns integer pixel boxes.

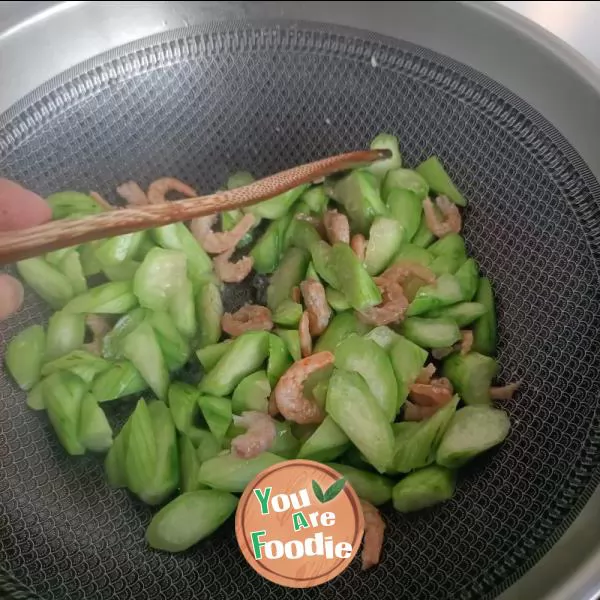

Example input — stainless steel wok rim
[0,16,599,600]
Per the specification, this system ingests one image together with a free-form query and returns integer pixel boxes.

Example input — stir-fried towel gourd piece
[147,491,238,552]
[327,463,394,506]
[44,371,88,456]
[442,352,499,405]
[436,405,510,468]
[4,134,515,558]
[200,331,269,397]
[296,416,350,462]
[5,324,45,391]
[232,370,271,414]
[198,452,285,493]
[392,395,459,473]
[78,394,113,452]
[92,361,146,403]
[326,369,395,474]
[334,336,398,422]
[392,465,456,513]
[473,277,498,355]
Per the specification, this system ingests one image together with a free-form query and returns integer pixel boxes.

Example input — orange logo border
[235,459,364,588]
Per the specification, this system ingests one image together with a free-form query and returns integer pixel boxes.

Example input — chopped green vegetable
[123,398,156,497]
[335,336,398,421]
[147,311,190,372]
[325,287,350,312]
[102,260,141,282]
[179,435,207,493]
[42,349,111,384]
[428,234,467,259]
[95,232,145,267]
[133,248,187,311]
[79,243,103,276]
[454,258,480,301]
[402,317,462,349]
[272,299,303,327]
[368,133,402,179]
[127,399,179,505]
[198,452,285,492]
[146,490,238,552]
[382,168,429,201]
[266,247,309,311]
[17,257,74,309]
[386,188,422,241]
[286,219,322,252]
[392,465,456,512]
[227,171,254,189]
[388,335,428,410]
[168,382,201,435]
[45,312,85,361]
[251,214,292,274]
[407,273,464,316]
[309,240,339,289]
[429,254,465,276]
[392,243,433,267]
[326,369,395,473]
[193,429,222,462]
[270,421,300,459]
[152,223,213,287]
[5,324,45,390]
[412,219,436,248]
[364,325,401,351]
[267,334,291,387]
[57,250,87,294]
[426,302,487,326]
[275,328,301,362]
[63,281,137,314]
[195,340,233,371]
[122,322,169,400]
[364,217,404,275]
[297,416,350,462]
[331,242,381,310]
[195,281,223,348]
[442,352,498,405]
[392,395,459,473]
[91,361,147,403]
[472,277,497,356]
[314,311,370,353]
[44,371,87,455]
[169,277,196,339]
[200,331,269,396]
[78,394,113,452]
[197,395,232,442]
[415,156,467,206]
[301,185,328,213]
[248,184,309,220]
[332,170,386,234]
[101,308,147,360]
[47,190,105,219]
[437,406,510,468]
[232,370,271,414]
[105,418,131,488]
[327,463,393,506]
[27,381,46,410]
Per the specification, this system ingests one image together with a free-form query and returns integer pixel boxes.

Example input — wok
[1,2,599,599]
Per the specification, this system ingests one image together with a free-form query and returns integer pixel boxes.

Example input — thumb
[0,274,24,320]
[0,178,52,231]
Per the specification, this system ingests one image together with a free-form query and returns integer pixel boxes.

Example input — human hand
[0,178,52,319]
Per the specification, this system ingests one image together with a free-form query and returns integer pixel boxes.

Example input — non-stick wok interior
[0,22,600,600]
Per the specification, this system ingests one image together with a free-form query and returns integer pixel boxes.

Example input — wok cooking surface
[0,21,600,600]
